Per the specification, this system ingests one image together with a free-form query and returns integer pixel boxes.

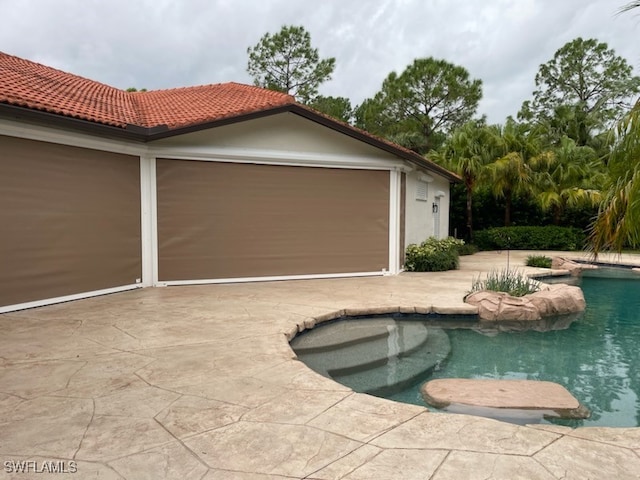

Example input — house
[0,52,460,313]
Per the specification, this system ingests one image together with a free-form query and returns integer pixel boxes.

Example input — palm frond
[617,1,640,14]
[589,167,640,254]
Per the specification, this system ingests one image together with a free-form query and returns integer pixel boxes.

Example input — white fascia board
[0,284,143,314]
[157,271,385,287]
[0,119,146,156]
[147,145,406,170]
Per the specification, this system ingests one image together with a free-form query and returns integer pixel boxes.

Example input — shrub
[469,269,540,297]
[473,226,585,251]
[526,255,552,268]
[404,237,463,272]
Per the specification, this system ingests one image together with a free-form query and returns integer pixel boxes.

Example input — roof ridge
[0,51,124,92]
[225,81,296,100]
[131,83,226,94]
[0,51,140,126]
[134,81,294,99]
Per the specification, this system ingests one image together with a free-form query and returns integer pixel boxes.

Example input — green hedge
[474,226,585,251]
[404,237,463,272]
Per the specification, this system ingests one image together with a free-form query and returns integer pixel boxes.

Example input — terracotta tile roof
[131,83,295,130]
[0,51,294,130]
[0,52,138,128]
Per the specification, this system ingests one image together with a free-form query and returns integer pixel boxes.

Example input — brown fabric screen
[0,135,141,307]
[157,160,389,281]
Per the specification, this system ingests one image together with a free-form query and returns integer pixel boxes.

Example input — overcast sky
[1,0,638,124]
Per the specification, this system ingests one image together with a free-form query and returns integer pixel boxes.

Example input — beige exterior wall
[152,112,401,162]
[404,170,451,247]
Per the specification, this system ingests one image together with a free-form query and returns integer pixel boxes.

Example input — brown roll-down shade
[0,135,141,307]
[157,159,390,281]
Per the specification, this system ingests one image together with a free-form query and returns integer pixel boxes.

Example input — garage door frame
[148,155,403,286]
[0,122,150,314]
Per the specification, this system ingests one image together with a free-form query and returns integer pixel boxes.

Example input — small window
[416,181,428,201]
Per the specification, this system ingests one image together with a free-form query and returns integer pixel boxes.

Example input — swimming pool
[292,267,640,427]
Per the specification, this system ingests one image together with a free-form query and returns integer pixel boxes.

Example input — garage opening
[156,159,390,281]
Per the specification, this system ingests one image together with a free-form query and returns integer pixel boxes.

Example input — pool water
[389,268,640,427]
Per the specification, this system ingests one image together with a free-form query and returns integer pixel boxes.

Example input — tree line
[246,11,640,253]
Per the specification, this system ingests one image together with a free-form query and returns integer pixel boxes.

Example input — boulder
[465,291,541,321]
[528,284,586,316]
[551,257,598,276]
[421,378,590,420]
[465,284,585,321]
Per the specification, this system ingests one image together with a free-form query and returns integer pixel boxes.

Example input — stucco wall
[152,112,400,161]
[404,170,451,247]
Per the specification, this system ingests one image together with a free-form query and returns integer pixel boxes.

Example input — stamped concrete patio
[2,251,640,479]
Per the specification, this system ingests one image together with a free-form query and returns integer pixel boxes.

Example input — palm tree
[535,137,604,224]
[434,121,501,239]
[487,119,542,226]
[488,153,534,227]
[589,101,640,253]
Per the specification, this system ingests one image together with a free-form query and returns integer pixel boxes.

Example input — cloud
[1,0,638,124]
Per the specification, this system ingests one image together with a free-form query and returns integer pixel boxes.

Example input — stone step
[331,327,451,396]
[421,379,590,420]
[292,319,431,374]
[292,318,423,353]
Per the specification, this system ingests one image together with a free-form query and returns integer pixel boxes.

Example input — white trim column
[140,155,157,287]
[388,169,401,275]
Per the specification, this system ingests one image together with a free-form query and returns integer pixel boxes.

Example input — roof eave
[0,103,152,142]
[145,104,294,141]
[287,105,462,183]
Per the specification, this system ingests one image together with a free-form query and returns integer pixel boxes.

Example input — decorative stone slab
[421,379,589,419]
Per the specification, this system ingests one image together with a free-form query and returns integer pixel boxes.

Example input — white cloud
[0,0,638,124]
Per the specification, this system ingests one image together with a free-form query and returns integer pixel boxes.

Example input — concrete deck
[2,250,640,479]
